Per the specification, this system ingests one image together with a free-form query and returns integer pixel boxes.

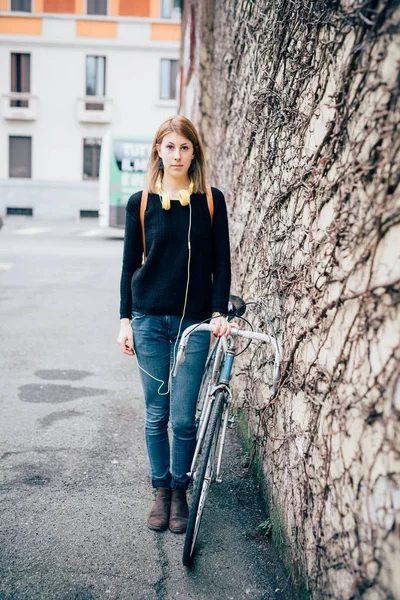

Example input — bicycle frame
[197,339,226,435]
[212,341,237,484]
[175,323,282,481]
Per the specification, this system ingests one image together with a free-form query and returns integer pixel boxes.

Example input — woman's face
[157,132,195,178]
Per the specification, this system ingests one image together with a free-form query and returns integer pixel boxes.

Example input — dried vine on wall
[190,0,400,597]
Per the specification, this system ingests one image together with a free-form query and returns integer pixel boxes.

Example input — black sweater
[119,187,231,320]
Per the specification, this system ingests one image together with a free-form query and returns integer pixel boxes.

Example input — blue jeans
[131,312,210,490]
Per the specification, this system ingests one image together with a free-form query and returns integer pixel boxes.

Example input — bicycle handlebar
[173,323,282,394]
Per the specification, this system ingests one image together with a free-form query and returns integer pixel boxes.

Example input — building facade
[0,0,181,219]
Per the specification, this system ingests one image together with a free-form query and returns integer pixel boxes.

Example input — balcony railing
[2,93,38,120]
[77,96,112,123]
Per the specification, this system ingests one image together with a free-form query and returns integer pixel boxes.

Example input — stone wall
[181,1,400,597]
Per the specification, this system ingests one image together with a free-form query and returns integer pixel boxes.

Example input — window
[83,138,101,179]
[160,59,178,100]
[11,53,30,107]
[9,137,32,178]
[11,0,31,11]
[87,0,107,15]
[86,55,106,110]
[161,0,181,18]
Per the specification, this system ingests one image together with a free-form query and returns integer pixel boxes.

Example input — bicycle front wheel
[182,389,225,566]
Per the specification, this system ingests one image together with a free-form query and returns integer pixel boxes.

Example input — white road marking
[0,263,14,271]
[14,227,50,235]
[81,229,103,237]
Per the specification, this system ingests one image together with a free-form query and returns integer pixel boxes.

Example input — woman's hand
[117,319,135,355]
[211,315,232,338]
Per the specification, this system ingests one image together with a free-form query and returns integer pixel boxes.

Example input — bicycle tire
[182,389,225,566]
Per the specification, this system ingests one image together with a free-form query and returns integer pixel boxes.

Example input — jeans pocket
[131,310,146,322]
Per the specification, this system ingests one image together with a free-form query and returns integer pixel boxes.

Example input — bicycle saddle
[227,295,246,318]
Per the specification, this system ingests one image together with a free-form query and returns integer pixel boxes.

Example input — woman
[117,116,231,534]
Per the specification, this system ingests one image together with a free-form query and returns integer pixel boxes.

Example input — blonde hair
[147,116,207,194]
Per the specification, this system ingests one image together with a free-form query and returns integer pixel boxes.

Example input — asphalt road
[0,217,294,600]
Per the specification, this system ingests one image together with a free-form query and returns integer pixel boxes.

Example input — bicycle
[173,296,282,566]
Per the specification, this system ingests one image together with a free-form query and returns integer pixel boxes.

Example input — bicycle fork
[215,394,231,482]
[214,346,235,483]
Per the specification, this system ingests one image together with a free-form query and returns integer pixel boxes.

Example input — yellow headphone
[156,178,194,211]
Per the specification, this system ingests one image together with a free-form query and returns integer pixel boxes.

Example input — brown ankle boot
[147,488,171,531]
[169,489,189,534]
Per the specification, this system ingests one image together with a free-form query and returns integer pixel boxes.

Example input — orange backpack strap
[140,189,148,260]
[206,186,214,225]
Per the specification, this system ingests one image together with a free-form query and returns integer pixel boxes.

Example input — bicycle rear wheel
[182,389,225,566]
